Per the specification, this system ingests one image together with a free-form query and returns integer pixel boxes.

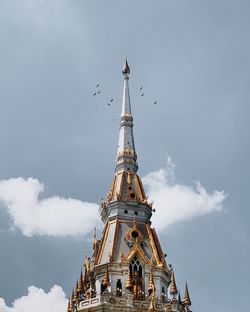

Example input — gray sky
[0,1,249,311]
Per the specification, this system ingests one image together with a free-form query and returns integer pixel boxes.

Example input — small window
[101,282,106,294]
[134,211,138,215]
[116,279,122,296]
[124,210,128,214]
[130,193,135,199]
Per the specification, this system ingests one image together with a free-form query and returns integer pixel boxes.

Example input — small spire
[116,60,138,173]
[170,271,178,297]
[126,268,133,289]
[71,289,74,302]
[183,282,191,306]
[73,280,79,303]
[148,271,155,293]
[72,286,78,304]
[77,270,84,293]
[125,267,133,291]
[67,299,72,312]
[122,59,130,76]
[102,265,110,287]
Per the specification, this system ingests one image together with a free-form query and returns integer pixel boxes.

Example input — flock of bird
[92,83,158,118]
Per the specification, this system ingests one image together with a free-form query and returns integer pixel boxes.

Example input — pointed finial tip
[122,59,130,75]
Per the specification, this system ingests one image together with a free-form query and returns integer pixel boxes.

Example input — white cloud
[142,157,227,231]
[0,177,99,237]
[0,285,67,312]
[0,158,227,237]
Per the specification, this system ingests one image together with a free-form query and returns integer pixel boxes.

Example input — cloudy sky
[0,0,249,311]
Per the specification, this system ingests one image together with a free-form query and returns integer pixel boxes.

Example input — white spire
[115,60,138,173]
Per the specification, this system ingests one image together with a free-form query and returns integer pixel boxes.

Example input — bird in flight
[110,98,114,102]
[139,86,143,90]
[141,93,144,96]
[93,92,97,96]
[153,101,157,105]
[96,84,100,88]
[97,90,101,94]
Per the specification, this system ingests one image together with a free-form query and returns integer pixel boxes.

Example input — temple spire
[183,282,191,307]
[125,267,133,291]
[102,266,110,287]
[148,271,155,294]
[170,271,178,298]
[116,59,138,173]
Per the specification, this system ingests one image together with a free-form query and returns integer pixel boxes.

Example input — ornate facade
[67,61,192,312]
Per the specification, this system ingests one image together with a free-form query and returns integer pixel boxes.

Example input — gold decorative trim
[123,240,150,264]
[146,224,163,267]
[117,171,125,200]
[126,221,144,242]
[137,176,146,200]
[95,222,109,265]
[107,175,117,202]
[134,174,145,202]
[118,148,135,156]
[151,228,167,268]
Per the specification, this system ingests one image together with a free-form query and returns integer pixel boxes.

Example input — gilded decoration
[170,271,178,297]
[94,222,109,265]
[146,224,164,268]
[107,170,148,203]
[125,221,144,243]
[123,240,150,264]
[118,148,136,157]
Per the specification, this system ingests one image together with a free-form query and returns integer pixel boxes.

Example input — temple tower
[68,61,192,312]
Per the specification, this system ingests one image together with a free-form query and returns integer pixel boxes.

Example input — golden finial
[170,271,178,297]
[125,267,133,291]
[148,271,155,292]
[77,270,84,293]
[84,256,90,273]
[102,265,110,287]
[183,282,191,306]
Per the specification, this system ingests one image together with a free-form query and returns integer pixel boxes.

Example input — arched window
[130,256,143,299]
[130,256,142,277]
